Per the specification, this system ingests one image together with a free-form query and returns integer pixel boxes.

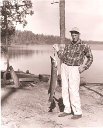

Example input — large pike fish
[48,56,58,103]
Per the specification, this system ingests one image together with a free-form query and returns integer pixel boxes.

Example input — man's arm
[53,44,67,60]
[79,44,93,73]
[84,44,93,70]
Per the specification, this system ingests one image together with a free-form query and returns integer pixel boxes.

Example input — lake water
[1,44,103,83]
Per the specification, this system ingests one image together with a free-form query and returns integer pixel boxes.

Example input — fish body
[48,56,57,103]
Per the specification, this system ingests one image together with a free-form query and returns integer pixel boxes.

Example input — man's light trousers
[61,63,82,115]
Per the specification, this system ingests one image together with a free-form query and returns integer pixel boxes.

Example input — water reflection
[1,45,52,59]
[1,45,53,75]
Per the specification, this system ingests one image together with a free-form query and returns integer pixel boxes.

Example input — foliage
[1,0,34,43]
[7,30,70,45]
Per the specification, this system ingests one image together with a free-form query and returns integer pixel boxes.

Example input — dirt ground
[1,81,103,128]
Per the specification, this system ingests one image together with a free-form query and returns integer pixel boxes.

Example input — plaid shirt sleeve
[84,44,93,70]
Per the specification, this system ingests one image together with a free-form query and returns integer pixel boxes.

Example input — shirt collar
[71,39,82,45]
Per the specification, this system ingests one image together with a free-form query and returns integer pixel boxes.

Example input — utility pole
[51,0,65,44]
[59,0,65,44]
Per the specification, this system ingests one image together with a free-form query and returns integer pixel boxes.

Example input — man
[53,27,93,119]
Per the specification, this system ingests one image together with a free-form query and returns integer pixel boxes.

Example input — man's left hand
[78,67,85,74]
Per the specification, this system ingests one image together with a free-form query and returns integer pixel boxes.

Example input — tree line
[2,30,70,45]
[2,30,103,46]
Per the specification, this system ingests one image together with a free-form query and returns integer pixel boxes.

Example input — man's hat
[69,27,80,34]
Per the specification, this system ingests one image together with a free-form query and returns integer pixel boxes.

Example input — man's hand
[53,44,59,52]
[78,67,85,74]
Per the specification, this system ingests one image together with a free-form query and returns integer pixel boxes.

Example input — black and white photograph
[1,0,103,127]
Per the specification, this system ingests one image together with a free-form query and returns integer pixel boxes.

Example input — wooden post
[59,0,65,44]
[9,66,20,87]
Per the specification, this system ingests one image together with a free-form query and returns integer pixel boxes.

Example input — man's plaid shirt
[57,39,93,70]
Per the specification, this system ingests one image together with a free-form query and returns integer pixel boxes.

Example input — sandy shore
[1,81,103,128]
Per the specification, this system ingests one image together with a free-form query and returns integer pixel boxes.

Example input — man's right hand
[53,44,59,52]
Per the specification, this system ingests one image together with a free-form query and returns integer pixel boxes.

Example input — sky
[16,0,103,41]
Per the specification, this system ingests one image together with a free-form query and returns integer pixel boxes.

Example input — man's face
[71,33,80,42]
